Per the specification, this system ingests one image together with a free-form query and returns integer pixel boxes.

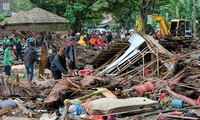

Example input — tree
[25,0,200,36]
[98,0,139,30]
[139,0,156,34]
[154,0,200,36]
[30,0,103,32]
[0,12,8,22]
[11,0,36,12]
[64,1,102,32]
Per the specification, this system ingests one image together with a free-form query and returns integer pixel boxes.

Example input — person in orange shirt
[88,37,97,47]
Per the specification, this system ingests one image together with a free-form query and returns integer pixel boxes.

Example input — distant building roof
[0,8,68,31]
[3,7,68,25]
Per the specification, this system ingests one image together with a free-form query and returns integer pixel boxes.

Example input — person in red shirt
[96,36,106,49]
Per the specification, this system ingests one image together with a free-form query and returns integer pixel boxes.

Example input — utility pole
[193,0,197,39]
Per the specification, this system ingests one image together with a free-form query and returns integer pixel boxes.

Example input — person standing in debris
[15,36,23,61]
[2,35,10,51]
[9,37,17,60]
[88,37,97,47]
[77,34,86,47]
[65,37,76,76]
[23,41,37,85]
[96,36,106,49]
[50,47,67,80]
[45,49,57,80]
[26,36,36,47]
[4,44,14,81]
[107,31,113,43]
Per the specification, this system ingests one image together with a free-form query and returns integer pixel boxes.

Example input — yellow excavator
[135,14,192,41]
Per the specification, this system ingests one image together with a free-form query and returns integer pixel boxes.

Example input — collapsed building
[0,34,200,119]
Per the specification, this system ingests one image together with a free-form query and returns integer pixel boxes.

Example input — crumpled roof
[3,8,68,25]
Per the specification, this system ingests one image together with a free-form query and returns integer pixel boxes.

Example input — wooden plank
[97,88,117,99]
[0,107,13,116]
[2,116,38,120]
[165,114,199,120]
[102,108,153,117]
[11,65,25,70]
[38,46,46,78]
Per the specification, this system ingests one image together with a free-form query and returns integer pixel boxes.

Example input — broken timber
[0,108,13,116]
[92,40,130,67]
[98,34,173,81]
[38,46,46,78]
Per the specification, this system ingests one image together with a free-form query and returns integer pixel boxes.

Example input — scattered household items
[0,34,200,119]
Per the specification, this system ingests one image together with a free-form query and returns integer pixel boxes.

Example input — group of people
[2,32,77,85]
[2,35,23,61]
[49,37,76,80]
[71,29,132,50]
[2,35,24,82]
[2,36,37,85]
[2,29,131,85]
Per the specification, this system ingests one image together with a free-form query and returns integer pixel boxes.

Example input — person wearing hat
[65,37,76,76]
[3,44,14,81]
[23,41,37,85]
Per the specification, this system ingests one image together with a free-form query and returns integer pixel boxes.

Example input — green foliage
[11,0,36,12]
[0,12,8,22]
[114,8,136,30]
[154,0,200,36]
[64,1,102,32]
[30,0,102,32]
[13,0,200,36]
[99,0,139,30]
[110,25,120,30]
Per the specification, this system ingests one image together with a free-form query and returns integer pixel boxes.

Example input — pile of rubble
[0,34,200,120]
[75,45,100,69]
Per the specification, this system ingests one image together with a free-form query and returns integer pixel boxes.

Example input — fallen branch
[39,74,52,87]
[66,77,80,88]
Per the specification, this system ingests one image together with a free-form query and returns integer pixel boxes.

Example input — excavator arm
[135,14,170,36]
[152,14,170,36]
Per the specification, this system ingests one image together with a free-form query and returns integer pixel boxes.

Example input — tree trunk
[139,0,156,34]
[193,0,197,39]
